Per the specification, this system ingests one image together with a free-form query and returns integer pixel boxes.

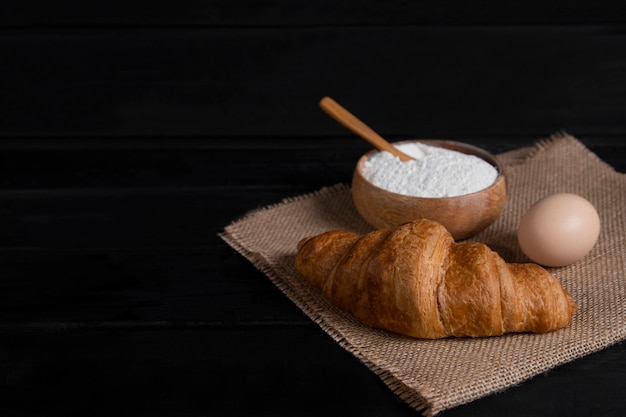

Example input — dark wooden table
[2,2,626,416]
[0,138,624,417]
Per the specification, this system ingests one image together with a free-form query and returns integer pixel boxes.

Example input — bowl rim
[354,139,506,201]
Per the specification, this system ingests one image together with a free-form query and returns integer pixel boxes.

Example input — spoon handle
[319,96,413,161]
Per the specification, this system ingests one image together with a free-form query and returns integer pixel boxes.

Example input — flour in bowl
[361,142,498,198]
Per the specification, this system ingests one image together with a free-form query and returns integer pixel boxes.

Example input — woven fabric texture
[220,134,626,416]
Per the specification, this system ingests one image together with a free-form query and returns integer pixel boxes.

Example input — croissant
[295,219,576,339]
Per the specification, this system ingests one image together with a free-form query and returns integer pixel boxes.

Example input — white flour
[361,142,498,198]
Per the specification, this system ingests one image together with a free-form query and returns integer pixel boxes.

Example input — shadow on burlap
[220,133,626,416]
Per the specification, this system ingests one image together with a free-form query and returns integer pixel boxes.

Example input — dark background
[1,2,626,416]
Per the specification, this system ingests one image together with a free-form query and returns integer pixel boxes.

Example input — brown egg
[517,193,600,267]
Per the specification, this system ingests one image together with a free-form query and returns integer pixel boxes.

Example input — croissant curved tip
[296,236,314,252]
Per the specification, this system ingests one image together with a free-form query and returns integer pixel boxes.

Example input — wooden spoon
[319,96,414,161]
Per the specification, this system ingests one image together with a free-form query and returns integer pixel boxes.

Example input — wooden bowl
[351,139,507,240]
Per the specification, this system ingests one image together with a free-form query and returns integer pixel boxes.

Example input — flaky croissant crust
[295,219,576,339]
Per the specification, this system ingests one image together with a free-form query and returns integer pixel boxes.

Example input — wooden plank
[0,187,303,248]
[0,244,308,324]
[2,1,625,27]
[0,145,362,190]
[0,325,625,416]
[0,186,310,324]
[0,325,417,416]
[2,27,626,138]
[0,138,621,191]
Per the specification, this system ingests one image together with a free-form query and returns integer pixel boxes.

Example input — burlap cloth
[219,133,626,416]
